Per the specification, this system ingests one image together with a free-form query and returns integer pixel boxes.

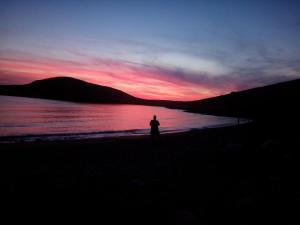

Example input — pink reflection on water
[0,95,235,138]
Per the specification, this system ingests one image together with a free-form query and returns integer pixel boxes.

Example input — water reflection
[0,95,236,140]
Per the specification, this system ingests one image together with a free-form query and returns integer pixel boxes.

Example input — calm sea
[0,95,238,142]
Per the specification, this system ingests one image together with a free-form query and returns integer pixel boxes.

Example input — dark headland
[0,76,184,107]
[1,77,300,224]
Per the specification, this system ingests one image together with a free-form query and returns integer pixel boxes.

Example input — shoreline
[0,121,241,144]
[0,121,241,145]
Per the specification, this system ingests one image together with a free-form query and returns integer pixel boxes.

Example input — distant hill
[0,77,143,104]
[0,76,299,120]
[0,76,182,107]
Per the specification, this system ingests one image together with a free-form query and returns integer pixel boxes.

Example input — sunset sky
[1,0,300,100]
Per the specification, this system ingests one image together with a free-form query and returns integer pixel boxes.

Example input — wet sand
[1,122,299,224]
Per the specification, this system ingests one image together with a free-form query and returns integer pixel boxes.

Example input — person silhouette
[150,115,160,142]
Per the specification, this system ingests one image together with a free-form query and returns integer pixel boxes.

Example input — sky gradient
[1,0,300,100]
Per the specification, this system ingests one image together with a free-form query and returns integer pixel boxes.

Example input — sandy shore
[1,122,299,224]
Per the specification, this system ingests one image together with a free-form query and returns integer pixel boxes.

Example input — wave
[0,128,185,143]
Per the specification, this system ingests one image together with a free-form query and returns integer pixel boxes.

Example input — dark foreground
[1,122,299,224]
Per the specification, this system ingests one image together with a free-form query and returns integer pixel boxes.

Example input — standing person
[150,115,160,142]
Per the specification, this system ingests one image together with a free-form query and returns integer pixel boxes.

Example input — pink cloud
[0,49,232,101]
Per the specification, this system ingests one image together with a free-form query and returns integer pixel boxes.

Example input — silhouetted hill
[0,77,144,104]
[182,79,300,120]
[0,77,184,108]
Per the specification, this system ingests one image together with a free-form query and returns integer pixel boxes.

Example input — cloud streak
[0,45,299,101]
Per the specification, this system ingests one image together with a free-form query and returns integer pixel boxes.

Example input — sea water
[0,95,238,142]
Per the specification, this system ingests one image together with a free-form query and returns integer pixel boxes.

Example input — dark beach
[1,121,299,224]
